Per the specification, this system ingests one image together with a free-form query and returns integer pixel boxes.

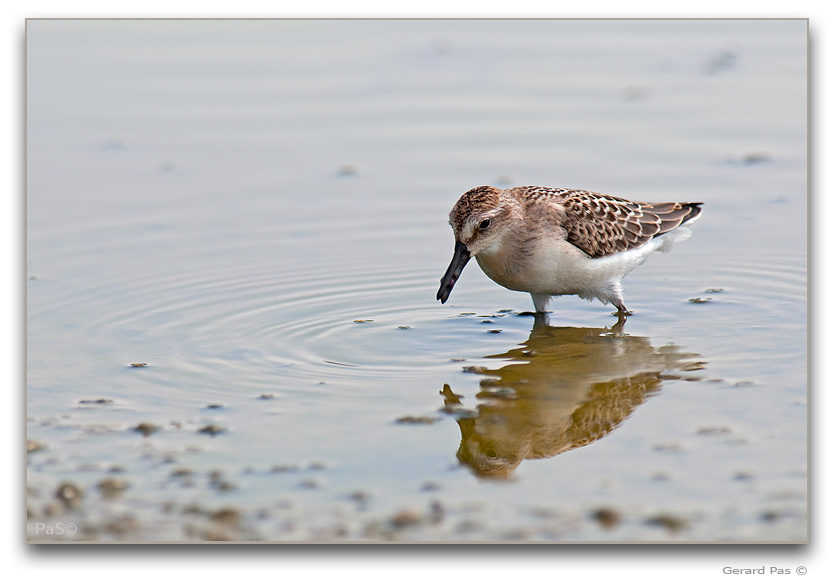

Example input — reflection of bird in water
[441,315,702,479]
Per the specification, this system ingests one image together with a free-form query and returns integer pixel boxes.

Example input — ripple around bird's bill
[28,235,468,397]
[27,214,805,400]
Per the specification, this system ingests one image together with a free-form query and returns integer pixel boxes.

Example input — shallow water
[26,19,806,542]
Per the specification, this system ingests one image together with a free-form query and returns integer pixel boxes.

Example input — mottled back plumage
[508,186,703,258]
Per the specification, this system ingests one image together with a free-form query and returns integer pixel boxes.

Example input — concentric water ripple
[28,213,478,401]
[28,216,805,404]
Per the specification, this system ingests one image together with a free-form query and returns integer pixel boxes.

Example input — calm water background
[26,19,807,542]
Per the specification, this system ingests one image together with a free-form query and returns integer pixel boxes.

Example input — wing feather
[512,186,703,258]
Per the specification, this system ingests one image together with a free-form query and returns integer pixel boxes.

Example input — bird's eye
[479,218,491,230]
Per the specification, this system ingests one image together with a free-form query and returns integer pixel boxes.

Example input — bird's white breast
[476,235,666,297]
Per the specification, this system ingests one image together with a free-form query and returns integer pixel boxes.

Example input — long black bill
[437,241,471,303]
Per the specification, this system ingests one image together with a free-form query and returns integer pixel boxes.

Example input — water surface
[26,19,807,542]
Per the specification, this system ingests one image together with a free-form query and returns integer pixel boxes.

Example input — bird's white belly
[476,237,662,297]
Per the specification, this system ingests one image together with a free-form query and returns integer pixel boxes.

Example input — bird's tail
[657,225,693,253]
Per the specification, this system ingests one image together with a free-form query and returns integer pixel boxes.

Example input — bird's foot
[613,305,632,317]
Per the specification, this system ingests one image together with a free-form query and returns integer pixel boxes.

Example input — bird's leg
[531,293,551,314]
[609,284,632,316]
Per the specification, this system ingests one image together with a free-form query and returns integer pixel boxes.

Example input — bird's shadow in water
[441,313,705,479]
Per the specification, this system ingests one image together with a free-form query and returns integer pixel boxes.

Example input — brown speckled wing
[515,187,703,258]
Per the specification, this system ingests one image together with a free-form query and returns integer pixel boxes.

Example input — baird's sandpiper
[436,185,703,315]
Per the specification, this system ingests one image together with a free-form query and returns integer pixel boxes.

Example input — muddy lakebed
[26,19,806,542]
